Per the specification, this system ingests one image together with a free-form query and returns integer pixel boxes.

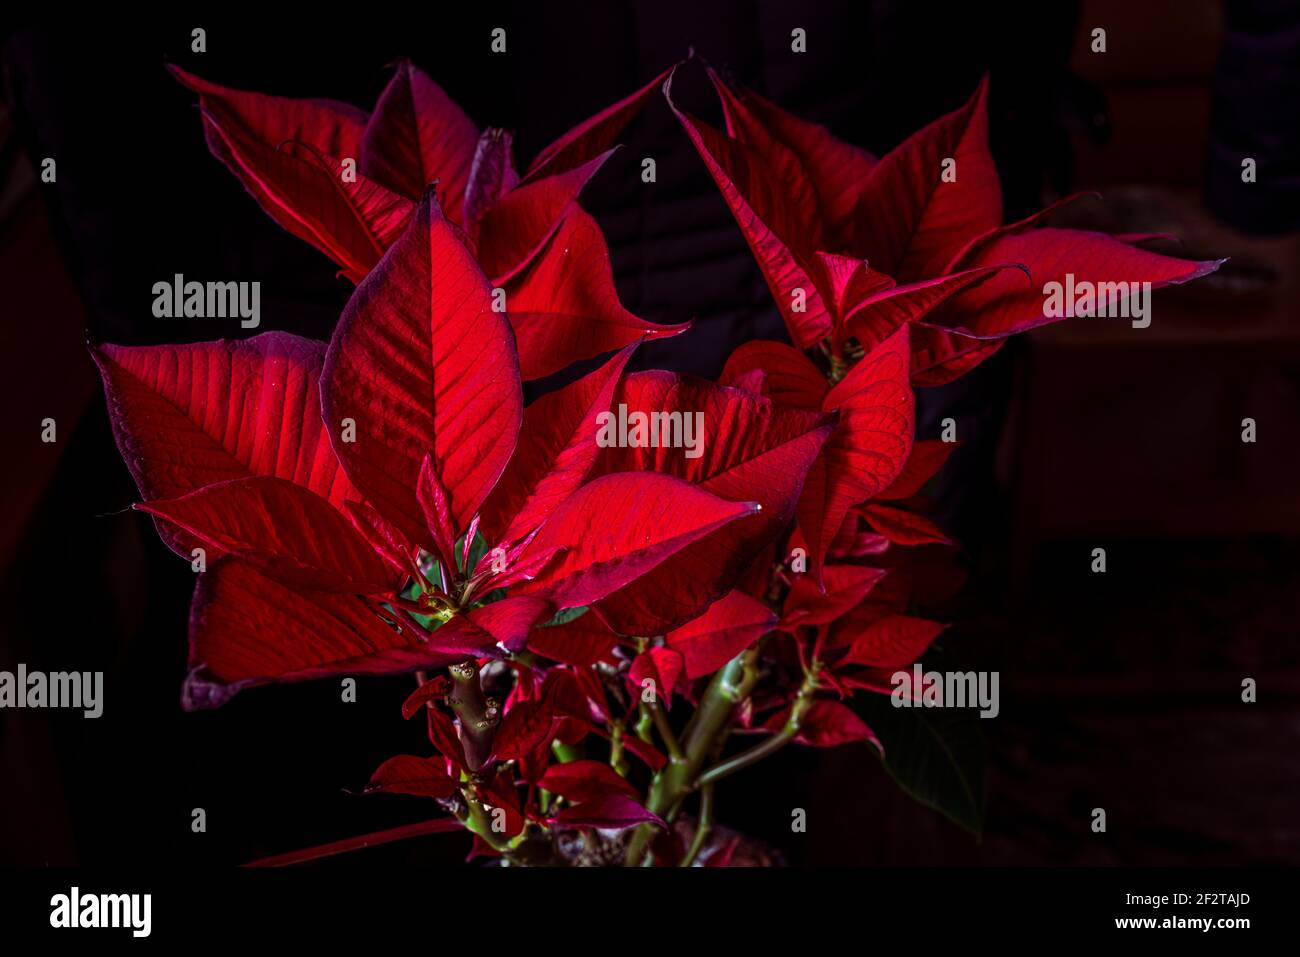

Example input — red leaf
[402,675,449,720]
[527,613,619,667]
[477,150,614,282]
[771,699,880,750]
[666,590,776,680]
[365,754,457,799]
[359,60,479,216]
[170,66,412,283]
[481,343,636,546]
[137,477,397,594]
[537,759,639,803]
[841,264,1018,352]
[321,193,521,543]
[797,326,913,579]
[92,333,354,556]
[526,66,673,180]
[707,70,877,247]
[628,647,685,706]
[860,503,952,546]
[591,372,834,634]
[719,340,826,411]
[517,473,760,609]
[909,332,1004,388]
[492,698,557,762]
[458,597,553,655]
[878,439,956,500]
[549,794,664,831]
[782,565,889,628]
[849,76,1001,282]
[619,734,668,771]
[667,69,828,349]
[477,772,526,838]
[925,228,1225,339]
[504,209,689,380]
[841,614,947,670]
[183,560,461,709]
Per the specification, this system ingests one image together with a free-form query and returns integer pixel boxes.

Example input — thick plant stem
[624,648,760,866]
[447,660,498,772]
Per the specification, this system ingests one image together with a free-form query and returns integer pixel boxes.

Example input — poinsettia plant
[93,59,1218,865]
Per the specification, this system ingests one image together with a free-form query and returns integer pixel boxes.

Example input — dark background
[1,0,1297,866]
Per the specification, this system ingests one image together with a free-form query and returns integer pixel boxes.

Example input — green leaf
[539,606,589,628]
[858,687,986,836]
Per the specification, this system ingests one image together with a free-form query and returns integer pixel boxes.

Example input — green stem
[609,722,630,777]
[680,782,715,867]
[623,648,761,866]
[697,667,819,788]
[645,698,685,763]
[551,740,582,763]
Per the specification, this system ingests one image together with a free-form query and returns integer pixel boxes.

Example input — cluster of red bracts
[93,57,1218,863]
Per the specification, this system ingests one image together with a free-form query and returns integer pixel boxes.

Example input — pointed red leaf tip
[922,227,1226,340]
[359,59,480,219]
[515,472,760,609]
[168,65,414,284]
[705,68,877,249]
[797,325,914,582]
[321,191,522,547]
[628,646,684,706]
[782,565,889,628]
[402,674,449,720]
[91,332,355,557]
[666,590,776,680]
[476,148,616,283]
[588,371,834,634]
[364,754,458,799]
[548,793,665,831]
[481,342,638,547]
[860,503,952,546]
[182,559,464,710]
[504,208,690,380]
[526,65,675,182]
[666,65,828,349]
[136,476,398,595]
[850,75,1001,283]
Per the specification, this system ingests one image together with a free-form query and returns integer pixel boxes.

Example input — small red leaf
[537,759,639,803]
[841,614,947,670]
[549,793,664,831]
[365,754,457,799]
[666,590,776,680]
